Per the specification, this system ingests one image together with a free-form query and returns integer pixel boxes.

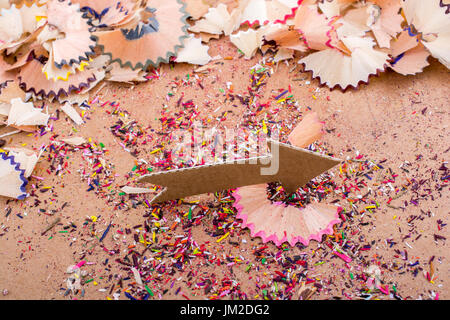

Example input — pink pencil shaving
[333,251,352,263]
[377,285,389,295]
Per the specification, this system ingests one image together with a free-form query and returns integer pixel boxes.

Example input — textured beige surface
[0,37,448,300]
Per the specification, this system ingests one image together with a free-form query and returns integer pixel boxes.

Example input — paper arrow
[138,139,340,203]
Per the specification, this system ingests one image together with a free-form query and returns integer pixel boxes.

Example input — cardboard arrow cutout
[139,139,340,203]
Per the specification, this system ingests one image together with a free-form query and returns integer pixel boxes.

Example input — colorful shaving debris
[1,52,447,302]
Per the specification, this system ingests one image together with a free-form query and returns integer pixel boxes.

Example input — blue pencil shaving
[100,223,112,242]
[275,90,288,100]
